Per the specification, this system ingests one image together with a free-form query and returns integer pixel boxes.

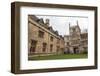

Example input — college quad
[28,15,88,60]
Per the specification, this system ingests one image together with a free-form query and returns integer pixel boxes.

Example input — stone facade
[64,21,88,54]
[28,15,65,55]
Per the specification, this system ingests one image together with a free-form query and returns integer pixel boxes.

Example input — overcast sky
[36,15,88,36]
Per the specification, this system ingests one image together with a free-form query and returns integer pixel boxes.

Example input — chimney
[45,19,49,26]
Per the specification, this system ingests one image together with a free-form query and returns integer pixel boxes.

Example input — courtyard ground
[28,54,87,60]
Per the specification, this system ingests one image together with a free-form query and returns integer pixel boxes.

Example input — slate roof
[29,15,64,39]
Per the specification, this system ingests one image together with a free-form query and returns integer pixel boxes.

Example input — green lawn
[28,54,87,60]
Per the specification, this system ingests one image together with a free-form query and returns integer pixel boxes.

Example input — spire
[76,20,81,32]
[69,22,71,34]
[77,20,79,26]
[69,22,70,28]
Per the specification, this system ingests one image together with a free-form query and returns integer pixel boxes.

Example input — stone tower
[64,21,88,54]
[69,21,81,53]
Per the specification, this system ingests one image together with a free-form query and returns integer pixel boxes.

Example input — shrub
[82,50,88,54]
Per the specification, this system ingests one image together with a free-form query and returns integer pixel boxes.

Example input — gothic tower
[69,21,81,53]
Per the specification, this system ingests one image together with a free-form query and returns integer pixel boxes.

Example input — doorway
[73,47,78,54]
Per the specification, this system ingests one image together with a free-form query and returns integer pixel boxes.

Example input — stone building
[28,15,65,55]
[64,21,88,54]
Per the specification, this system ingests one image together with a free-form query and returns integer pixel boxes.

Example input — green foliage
[81,50,88,54]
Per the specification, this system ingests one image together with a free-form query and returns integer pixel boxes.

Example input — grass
[28,54,88,60]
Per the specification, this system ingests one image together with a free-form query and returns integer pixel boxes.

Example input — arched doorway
[73,47,78,54]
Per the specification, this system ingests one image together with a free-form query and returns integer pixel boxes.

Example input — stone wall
[28,16,65,55]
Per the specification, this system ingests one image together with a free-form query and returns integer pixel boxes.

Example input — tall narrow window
[50,44,53,52]
[57,39,60,44]
[30,40,37,53]
[38,30,44,38]
[67,42,69,45]
[50,36,53,41]
[42,43,47,52]
[56,46,60,52]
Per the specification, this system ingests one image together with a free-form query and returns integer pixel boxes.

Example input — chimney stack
[45,19,49,26]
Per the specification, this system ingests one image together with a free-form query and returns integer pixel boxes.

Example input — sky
[36,15,88,36]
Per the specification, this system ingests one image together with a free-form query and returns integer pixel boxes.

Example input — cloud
[37,15,88,36]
